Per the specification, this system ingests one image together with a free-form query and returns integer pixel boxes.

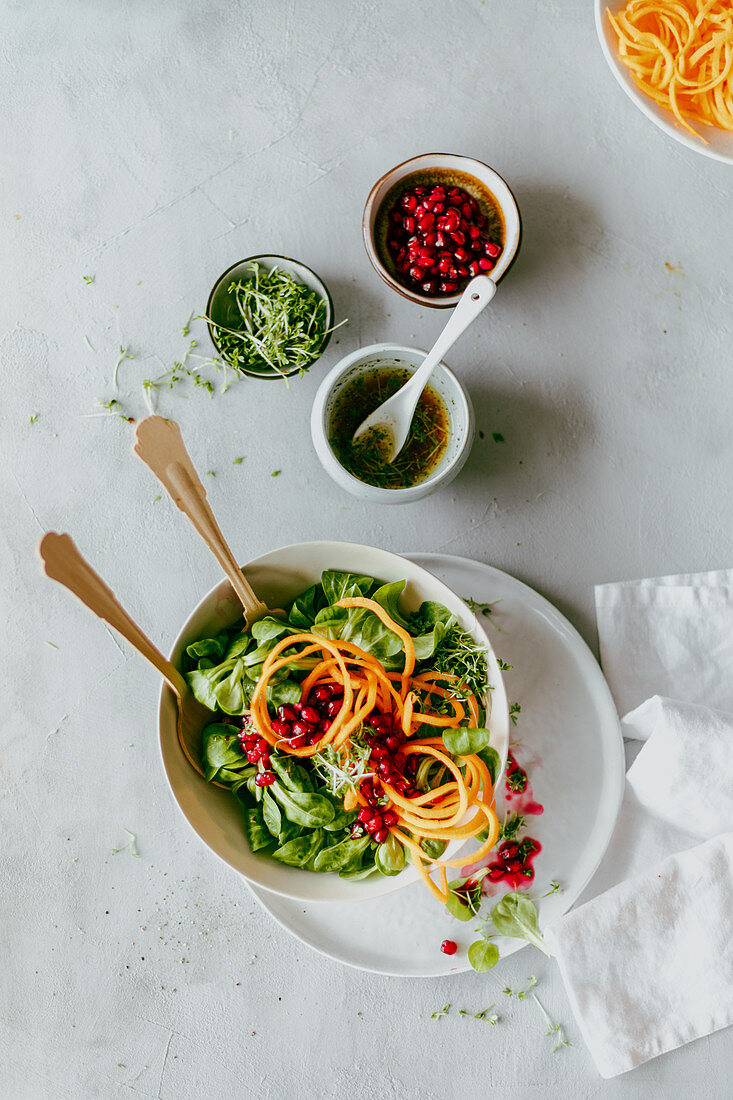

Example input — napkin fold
[545,570,733,1077]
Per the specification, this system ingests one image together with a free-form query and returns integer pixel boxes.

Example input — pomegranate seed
[385,735,401,752]
[318,719,331,734]
[475,214,486,227]
[327,699,342,717]
[414,185,426,196]
[488,869,504,881]
[367,814,383,829]
[468,224,481,240]
[505,859,523,873]
[357,808,372,823]
[422,280,437,294]
[461,202,473,218]
[291,721,313,737]
[374,827,389,843]
[409,265,425,282]
[370,745,387,758]
[499,841,520,859]
[401,193,417,212]
[405,757,418,776]
[382,810,398,826]
[469,260,481,277]
[433,201,445,213]
[441,939,458,955]
[434,232,446,248]
[351,823,366,839]
[448,194,462,207]
[300,705,320,725]
[485,240,502,257]
[278,704,298,721]
[478,258,494,271]
[423,231,437,246]
[246,748,261,763]
[403,216,416,233]
[255,771,275,787]
[313,685,332,702]
[289,734,306,748]
[457,266,469,278]
[450,229,466,246]
[417,213,435,232]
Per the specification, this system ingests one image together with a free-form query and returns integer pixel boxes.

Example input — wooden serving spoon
[133,416,270,627]
[38,532,213,781]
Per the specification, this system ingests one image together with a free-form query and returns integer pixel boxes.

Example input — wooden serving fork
[133,416,270,626]
[38,532,213,780]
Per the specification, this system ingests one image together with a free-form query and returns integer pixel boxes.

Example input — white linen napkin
[544,570,733,1078]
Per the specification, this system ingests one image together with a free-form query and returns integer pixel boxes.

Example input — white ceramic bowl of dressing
[310,343,475,504]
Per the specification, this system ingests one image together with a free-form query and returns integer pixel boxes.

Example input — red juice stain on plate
[504,751,544,817]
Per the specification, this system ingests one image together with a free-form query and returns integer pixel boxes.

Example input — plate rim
[249,552,626,977]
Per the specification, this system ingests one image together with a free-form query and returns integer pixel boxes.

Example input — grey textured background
[2,1,732,1097]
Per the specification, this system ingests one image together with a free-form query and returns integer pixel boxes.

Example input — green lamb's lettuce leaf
[269,754,314,794]
[243,807,273,852]
[442,727,493,756]
[186,634,229,662]
[288,583,323,629]
[313,603,403,660]
[272,829,324,868]
[321,570,376,605]
[374,833,406,876]
[371,579,410,629]
[313,833,372,873]
[261,789,282,838]
[467,940,500,972]
[202,724,251,783]
[270,782,336,828]
[490,893,551,955]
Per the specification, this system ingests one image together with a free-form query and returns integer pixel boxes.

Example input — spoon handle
[406,275,496,397]
[133,416,269,626]
[38,532,188,698]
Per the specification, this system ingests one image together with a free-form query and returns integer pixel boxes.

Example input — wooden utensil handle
[38,532,188,698]
[133,416,268,624]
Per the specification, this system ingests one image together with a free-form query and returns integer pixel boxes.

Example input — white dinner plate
[248,554,624,977]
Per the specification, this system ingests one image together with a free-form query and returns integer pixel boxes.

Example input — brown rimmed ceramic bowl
[363,153,522,309]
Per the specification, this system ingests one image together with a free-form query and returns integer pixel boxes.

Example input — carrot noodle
[608,1,733,140]
[246,607,499,903]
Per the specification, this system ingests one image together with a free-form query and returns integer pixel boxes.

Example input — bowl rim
[157,539,509,902]
[594,0,733,166]
[205,253,336,379]
[362,153,523,308]
[310,341,474,501]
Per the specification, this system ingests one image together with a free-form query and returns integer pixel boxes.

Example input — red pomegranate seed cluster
[239,727,276,786]
[352,804,398,844]
[363,711,419,793]
[487,836,538,882]
[386,182,502,296]
[270,682,345,749]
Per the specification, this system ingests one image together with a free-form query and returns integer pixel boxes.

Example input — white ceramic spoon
[351,274,496,461]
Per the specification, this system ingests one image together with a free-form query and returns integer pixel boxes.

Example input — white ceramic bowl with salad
[159,541,509,903]
[311,343,475,504]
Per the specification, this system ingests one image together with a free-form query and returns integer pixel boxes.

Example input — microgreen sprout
[502,975,537,1000]
[206,470,215,478]
[112,828,140,858]
[82,274,95,285]
[430,1004,451,1020]
[541,881,561,898]
[474,1006,499,1024]
[181,311,194,337]
[499,813,527,842]
[492,432,505,443]
[233,456,246,465]
[83,335,95,351]
[80,399,134,423]
[112,346,134,389]
[271,470,281,477]
[311,736,373,797]
[463,596,493,617]
[510,702,521,726]
[45,641,58,649]
[532,994,572,1052]
[29,414,39,424]
[497,658,514,671]
[206,262,347,382]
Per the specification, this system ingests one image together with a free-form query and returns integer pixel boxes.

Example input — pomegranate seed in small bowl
[363,153,520,308]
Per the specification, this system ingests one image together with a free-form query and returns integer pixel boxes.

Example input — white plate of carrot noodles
[596,0,733,163]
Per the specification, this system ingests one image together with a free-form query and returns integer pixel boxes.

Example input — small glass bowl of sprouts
[205,255,342,381]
